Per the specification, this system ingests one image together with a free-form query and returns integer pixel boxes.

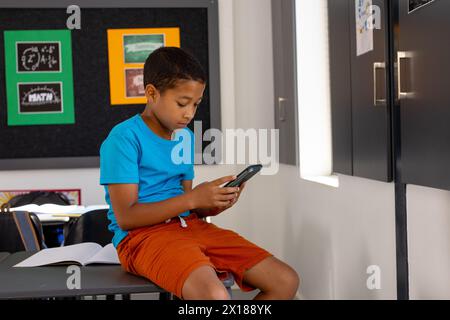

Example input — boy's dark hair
[144,47,207,93]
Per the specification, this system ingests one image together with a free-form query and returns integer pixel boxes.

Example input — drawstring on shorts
[179,216,188,228]
[165,216,188,228]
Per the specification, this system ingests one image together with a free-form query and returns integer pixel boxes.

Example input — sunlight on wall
[295,0,339,188]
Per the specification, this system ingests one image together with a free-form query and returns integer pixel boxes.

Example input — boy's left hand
[215,181,246,213]
[225,181,246,208]
[205,182,246,217]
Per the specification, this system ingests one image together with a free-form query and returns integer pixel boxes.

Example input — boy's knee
[204,285,231,300]
[183,283,231,300]
[287,268,300,292]
[280,267,300,297]
[269,266,300,299]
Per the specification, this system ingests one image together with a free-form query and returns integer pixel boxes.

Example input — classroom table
[0,251,169,300]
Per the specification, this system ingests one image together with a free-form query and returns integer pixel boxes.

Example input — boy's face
[146,79,205,132]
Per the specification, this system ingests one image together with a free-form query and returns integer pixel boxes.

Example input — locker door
[398,0,450,190]
[349,0,393,182]
[329,0,353,176]
[272,0,298,166]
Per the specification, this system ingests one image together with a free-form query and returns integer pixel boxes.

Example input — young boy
[100,47,299,300]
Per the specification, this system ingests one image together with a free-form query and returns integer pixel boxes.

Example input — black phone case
[224,165,263,188]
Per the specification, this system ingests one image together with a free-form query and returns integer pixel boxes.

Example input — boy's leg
[241,256,300,300]
[182,265,231,300]
[117,220,228,300]
[191,219,299,300]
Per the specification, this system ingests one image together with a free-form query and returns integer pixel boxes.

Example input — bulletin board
[0,0,221,170]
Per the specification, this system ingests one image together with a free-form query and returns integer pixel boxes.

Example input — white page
[10,204,84,214]
[10,203,109,216]
[9,204,41,212]
[84,243,120,265]
[43,204,109,214]
[39,204,85,213]
[84,204,110,213]
[14,243,102,267]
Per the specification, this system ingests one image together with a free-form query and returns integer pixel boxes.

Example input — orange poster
[107,28,181,105]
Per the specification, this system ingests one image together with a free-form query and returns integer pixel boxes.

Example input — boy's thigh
[127,228,214,298]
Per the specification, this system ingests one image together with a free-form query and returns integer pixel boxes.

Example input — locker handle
[278,97,286,122]
[397,51,414,99]
[373,62,386,106]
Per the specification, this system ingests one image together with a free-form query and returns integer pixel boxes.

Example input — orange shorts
[117,213,273,299]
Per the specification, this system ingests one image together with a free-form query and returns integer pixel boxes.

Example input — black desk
[0,252,167,299]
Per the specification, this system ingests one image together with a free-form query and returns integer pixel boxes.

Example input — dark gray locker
[348,0,393,182]
[397,0,450,190]
[272,0,298,166]
[329,0,392,181]
[329,0,353,176]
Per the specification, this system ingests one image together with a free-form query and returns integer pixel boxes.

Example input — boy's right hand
[190,175,240,209]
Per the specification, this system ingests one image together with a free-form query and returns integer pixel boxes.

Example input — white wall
[407,185,450,299]
[1,0,450,300]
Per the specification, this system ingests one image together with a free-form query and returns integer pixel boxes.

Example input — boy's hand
[207,181,247,216]
[223,181,246,208]
[193,181,247,218]
[190,175,240,210]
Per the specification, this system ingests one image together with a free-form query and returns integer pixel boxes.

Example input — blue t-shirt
[100,114,195,247]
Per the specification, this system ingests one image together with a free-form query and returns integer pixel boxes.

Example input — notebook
[13,242,120,267]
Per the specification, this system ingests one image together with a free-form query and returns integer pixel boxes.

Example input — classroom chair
[0,211,46,253]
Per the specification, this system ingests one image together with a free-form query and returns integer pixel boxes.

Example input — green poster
[4,30,75,126]
[123,34,164,63]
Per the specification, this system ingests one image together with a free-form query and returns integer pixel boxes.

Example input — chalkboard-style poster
[18,82,62,113]
[107,28,180,105]
[125,68,145,98]
[4,30,74,126]
[17,42,61,72]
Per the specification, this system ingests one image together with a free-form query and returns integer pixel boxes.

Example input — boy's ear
[145,84,159,103]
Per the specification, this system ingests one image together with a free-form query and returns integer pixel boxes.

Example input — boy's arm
[181,180,216,217]
[109,176,239,230]
[108,184,195,230]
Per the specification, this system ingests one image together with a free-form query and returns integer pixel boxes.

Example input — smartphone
[223,164,263,188]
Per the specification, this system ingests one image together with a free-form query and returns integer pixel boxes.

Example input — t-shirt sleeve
[100,133,139,185]
[183,164,195,181]
[182,128,195,181]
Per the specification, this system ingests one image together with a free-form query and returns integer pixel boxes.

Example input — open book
[14,242,120,267]
[9,204,109,215]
